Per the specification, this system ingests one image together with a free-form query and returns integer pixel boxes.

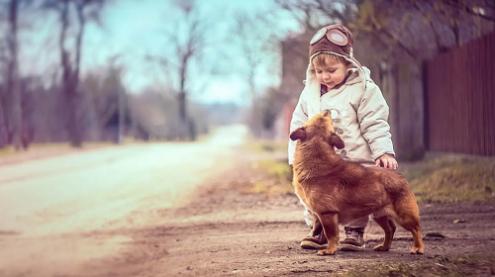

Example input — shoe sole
[339,243,365,252]
[300,240,328,250]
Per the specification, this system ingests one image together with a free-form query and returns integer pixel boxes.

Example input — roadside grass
[243,139,289,154]
[0,142,115,164]
[400,153,495,203]
[0,142,112,154]
[246,140,495,203]
[248,159,293,195]
[242,140,294,196]
[0,143,74,157]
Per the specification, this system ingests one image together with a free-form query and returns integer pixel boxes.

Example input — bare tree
[81,58,126,143]
[43,0,108,147]
[0,0,28,149]
[152,0,207,141]
[231,11,282,137]
[5,0,23,149]
[276,0,494,160]
[0,2,13,148]
[232,13,263,106]
[277,0,494,61]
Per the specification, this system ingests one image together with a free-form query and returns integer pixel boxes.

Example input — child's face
[313,60,348,90]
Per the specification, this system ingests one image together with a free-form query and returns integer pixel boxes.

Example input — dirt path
[43,152,495,276]
[2,145,495,276]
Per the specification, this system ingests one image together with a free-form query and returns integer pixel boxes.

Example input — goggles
[310,26,349,46]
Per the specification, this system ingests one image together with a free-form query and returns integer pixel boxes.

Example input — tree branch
[443,0,495,22]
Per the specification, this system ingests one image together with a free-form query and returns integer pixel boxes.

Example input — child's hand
[375,154,398,170]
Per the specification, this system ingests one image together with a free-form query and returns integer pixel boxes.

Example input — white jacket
[288,65,395,165]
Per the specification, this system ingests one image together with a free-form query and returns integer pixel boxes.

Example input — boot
[340,227,365,251]
[300,229,328,250]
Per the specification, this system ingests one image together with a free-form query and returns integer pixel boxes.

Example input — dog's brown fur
[290,111,425,255]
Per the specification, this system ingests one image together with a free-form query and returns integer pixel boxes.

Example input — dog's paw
[317,249,336,256]
[409,247,424,255]
[373,244,390,252]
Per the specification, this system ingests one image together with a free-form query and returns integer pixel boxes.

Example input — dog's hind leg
[399,218,424,254]
[372,216,396,251]
[394,195,425,254]
[409,226,424,255]
[316,212,339,256]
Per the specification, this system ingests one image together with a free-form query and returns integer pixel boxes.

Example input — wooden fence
[425,31,495,156]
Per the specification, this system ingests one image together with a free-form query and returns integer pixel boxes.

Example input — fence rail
[425,31,495,156]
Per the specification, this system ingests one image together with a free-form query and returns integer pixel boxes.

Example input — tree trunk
[177,91,187,139]
[178,54,195,140]
[7,0,23,150]
[0,100,8,148]
[117,89,125,144]
[59,0,83,147]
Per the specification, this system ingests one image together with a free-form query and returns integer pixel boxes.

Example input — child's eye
[316,70,323,74]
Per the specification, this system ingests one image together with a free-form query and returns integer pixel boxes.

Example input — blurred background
[1,2,494,275]
[0,0,493,160]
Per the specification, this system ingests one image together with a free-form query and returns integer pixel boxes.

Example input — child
[288,24,398,251]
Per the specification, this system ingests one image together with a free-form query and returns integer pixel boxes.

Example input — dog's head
[290,111,345,150]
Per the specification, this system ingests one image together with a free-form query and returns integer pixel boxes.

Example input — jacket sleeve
[357,81,395,160]
[288,95,308,165]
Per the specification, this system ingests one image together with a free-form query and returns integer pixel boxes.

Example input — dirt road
[120,155,495,277]
[0,125,247,276]
[1,128,495,276]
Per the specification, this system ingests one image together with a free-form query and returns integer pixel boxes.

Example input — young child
[288,24,398,251]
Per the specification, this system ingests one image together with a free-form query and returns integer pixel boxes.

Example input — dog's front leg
[316,212,339,256]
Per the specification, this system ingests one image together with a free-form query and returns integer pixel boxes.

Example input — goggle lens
[310,27,349,46]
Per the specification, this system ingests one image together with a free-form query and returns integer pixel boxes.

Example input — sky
[23,0,301,106]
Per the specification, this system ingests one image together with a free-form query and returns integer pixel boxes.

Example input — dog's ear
[290,127,306,141]
[329,133,345,149]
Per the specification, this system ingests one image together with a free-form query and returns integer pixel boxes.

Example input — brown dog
[290,111,424,255]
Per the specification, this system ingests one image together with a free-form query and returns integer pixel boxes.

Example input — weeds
[401,154,495,203]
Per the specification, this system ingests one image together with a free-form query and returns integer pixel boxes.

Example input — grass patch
[243,140,293,196]
[243,139,289,154]
[0,143,74,158]
[243,140,495,203]
[400,153,495,203]
[247,158,294,196]
[256,159,292,183]
[0,146,16,156]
